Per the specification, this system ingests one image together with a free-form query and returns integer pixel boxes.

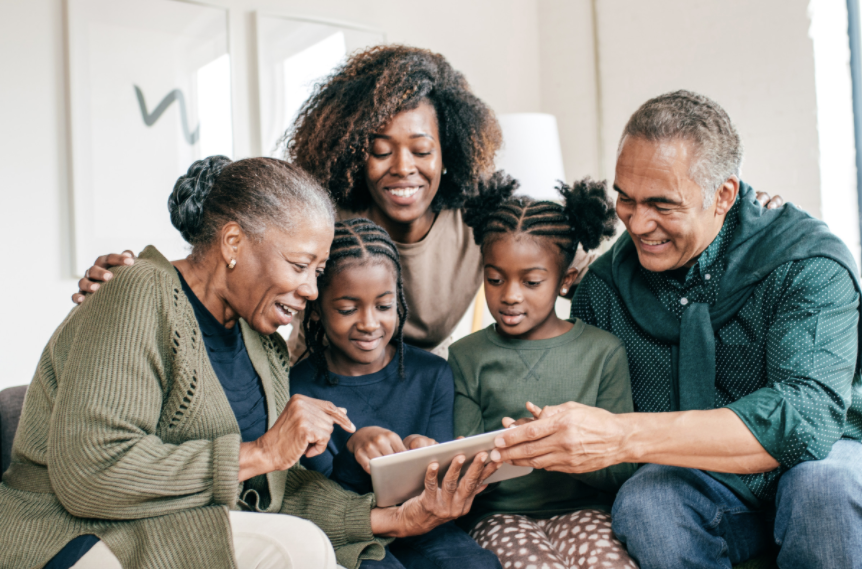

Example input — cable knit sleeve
[48,261,241,520]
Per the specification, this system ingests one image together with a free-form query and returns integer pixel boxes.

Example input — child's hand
[403,435,438,449]
[346,426,407,473]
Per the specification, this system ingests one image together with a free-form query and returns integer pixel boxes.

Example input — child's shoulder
[288,356,317,384]
[403,343,450,372]
[448,326,495,358]
[575,319,626,353]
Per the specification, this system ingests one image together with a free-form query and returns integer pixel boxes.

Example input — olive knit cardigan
[0,246,387,569]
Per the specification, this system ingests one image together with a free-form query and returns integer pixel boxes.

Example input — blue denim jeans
[611,440,862,568]
[361,521,501,569]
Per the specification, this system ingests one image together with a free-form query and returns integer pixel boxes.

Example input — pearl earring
[560,287,568,295]
[228,259,236,270]
[443,167,448,175]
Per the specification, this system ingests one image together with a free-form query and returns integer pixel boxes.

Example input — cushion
[0,385,27,476]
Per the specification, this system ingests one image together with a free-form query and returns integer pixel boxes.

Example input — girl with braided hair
[75,45,595,360]
[289,217,502,569]
[450,173,639,568]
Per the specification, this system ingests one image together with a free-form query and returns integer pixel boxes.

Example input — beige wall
[0,0,852,389]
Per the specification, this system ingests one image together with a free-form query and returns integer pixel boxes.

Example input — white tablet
[370,429,533,508]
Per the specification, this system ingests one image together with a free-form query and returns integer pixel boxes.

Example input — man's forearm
[618,408,780,474]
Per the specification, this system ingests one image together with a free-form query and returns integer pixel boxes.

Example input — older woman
[1,156,495,569]
[75,47,783,362]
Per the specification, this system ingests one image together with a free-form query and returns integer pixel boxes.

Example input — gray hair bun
[169,155,232,243]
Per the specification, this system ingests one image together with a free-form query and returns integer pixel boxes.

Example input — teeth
[641,239,668,246]
[278,303,297,315]
[389,187,420,198]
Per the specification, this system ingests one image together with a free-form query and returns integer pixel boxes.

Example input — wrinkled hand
[247,394,355,479]
[491,401,626,474]
[395,453,499,536]
[755,191,784,210]
[347,427,407,473]
[73,250,136,304]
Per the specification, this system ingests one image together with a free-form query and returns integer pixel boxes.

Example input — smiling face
[614,136,738,272]
[483,234,577,341]
[364,101,443,242]
[313,260,399,376]
[226,217,334,335]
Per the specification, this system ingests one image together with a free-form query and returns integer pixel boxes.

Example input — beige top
[289,208,484,362]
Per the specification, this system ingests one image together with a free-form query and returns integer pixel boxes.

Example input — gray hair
[169,156,335,259]
[619,90,743,207]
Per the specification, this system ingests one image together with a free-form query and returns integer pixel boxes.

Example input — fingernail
[104,273,112,281]
[490,450,501,462]
[91,284,99,291]
[430,463,438,472]
[495,437,506,447]
[349,422,356,431]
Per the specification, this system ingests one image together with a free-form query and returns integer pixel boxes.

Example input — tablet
[370,429,533,508]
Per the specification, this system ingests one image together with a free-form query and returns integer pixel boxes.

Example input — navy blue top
[177,270,268,442]
[45,270,269,569]
[291,344,455,494]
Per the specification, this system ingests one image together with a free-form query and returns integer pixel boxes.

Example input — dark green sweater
[449,319,637,529]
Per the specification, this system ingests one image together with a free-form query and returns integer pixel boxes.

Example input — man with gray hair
[490,90,862,567]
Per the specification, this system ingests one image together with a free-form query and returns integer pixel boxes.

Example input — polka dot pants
[470,509,638,569]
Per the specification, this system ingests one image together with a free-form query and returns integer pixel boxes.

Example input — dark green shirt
[450,319,637,528]
[572,201,861,505]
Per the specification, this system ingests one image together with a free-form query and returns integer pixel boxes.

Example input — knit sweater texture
[0,246,385,569]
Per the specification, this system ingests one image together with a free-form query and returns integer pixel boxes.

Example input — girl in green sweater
[450,173,639,569]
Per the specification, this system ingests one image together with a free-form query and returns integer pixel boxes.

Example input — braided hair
[303,218,408,385]
[464,171,617,271]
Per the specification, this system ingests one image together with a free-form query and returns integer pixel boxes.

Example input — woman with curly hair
[281,44,504,359]
[77,45,543,360]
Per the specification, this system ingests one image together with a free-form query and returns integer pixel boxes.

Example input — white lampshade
[495,113,566,201]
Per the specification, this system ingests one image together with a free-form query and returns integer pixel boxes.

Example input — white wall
[0,0,542,390]
[0,0,856,390]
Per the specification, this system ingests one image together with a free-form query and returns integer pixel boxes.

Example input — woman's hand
[346,427,409,473]
[239,394,356,481]
[371,453,500,537]
[73,250,136,304]
[756,191,784,209]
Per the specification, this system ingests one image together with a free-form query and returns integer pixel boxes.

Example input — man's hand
[491,401,627,473]
[73,250,136,304]
[239,394,355,481]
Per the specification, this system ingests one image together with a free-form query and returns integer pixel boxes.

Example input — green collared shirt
[572,200,861,504]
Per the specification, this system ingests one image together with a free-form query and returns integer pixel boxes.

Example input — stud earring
[443,167,448,175]
[228,259,236,270]
[560,287,568,295]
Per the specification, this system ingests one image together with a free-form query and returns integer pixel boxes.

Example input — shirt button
[704,274,711,280]
[680,297,689,306]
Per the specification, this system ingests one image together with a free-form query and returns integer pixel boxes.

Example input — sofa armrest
[1,385,28,476]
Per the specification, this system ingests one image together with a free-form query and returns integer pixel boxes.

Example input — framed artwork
[67,0,232,276]
[255,14,385,158]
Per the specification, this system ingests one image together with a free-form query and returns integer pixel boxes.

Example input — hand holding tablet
[370,429,533,507]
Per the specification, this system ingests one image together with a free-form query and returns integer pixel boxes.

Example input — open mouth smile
[275,302,300,325]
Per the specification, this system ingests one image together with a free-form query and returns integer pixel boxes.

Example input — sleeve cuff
[212,433,242,508]
[342,492,376,543]
[725,388,818,467]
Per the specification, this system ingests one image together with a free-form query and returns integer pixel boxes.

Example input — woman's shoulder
[81,246,178,311]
